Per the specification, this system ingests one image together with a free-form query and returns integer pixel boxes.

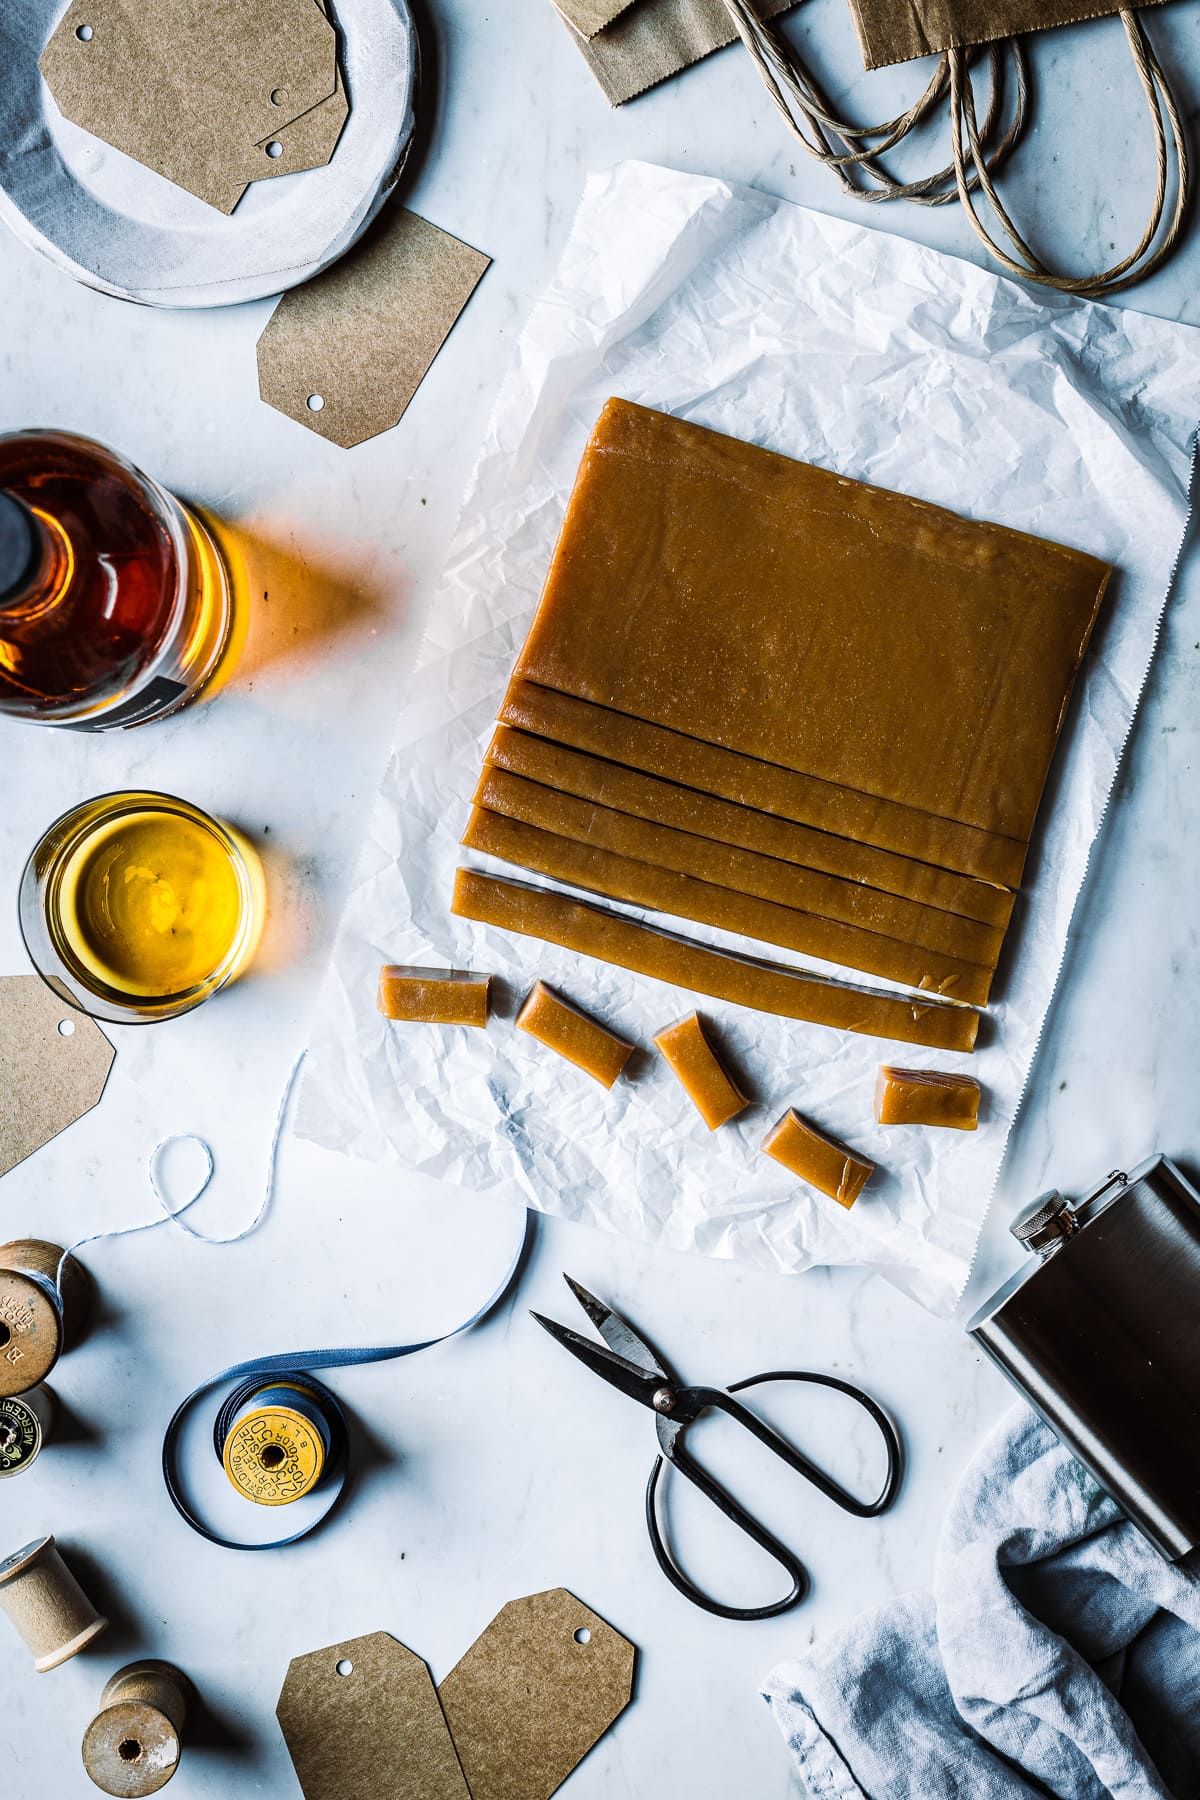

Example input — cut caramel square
[378,965,491,1027]
[654,1011,747,1129]
[516,979,634,1088]
[874,1065,981,1131]
[761,1109,874,1208]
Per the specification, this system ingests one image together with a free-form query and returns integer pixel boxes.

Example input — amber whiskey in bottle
[0,430,236,728]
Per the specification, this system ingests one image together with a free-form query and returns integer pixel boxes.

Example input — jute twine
[720,1,1189,297]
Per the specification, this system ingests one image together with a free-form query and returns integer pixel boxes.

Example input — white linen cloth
[764,1406,1200,1799]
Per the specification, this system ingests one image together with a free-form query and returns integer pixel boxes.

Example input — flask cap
[1011,1189,1078,1258]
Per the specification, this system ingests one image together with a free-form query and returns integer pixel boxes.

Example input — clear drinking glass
[19,791,266,1024]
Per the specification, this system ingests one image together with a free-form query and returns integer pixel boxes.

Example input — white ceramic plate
[0,0,418,307]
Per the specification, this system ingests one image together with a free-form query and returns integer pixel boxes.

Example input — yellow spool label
[222,1401,325,1506]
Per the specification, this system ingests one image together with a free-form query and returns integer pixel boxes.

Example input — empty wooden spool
[82,1661,191,1797]
[0,1239,90,1398]
[0,1533,108,1670]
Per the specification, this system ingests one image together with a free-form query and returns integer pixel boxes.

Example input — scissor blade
[531,1312,665,1411]
[562,1275,669,1380]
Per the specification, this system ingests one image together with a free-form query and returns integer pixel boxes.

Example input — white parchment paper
[296,161,1200,1315]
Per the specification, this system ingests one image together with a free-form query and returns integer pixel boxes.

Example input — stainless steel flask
[967,1154,1200,1559]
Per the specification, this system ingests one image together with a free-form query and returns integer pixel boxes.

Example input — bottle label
[63,675,189,731]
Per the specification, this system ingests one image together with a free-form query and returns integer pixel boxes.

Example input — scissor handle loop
[645,1429,809,1622]
[643,1372,903,1620]
[724,1369,904,1518]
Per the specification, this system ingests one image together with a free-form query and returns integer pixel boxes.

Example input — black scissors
[532,1276,903,1621]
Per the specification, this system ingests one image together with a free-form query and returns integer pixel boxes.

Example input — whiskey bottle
[0,429,237,729]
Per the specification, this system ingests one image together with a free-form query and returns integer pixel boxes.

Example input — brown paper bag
[846,0,1167,71]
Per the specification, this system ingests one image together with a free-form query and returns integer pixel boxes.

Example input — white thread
[54,1052,305,1302]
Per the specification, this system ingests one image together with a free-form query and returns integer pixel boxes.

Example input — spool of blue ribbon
[162,1209,531,1550]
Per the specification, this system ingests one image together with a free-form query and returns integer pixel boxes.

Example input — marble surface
[3,2,1200,1795]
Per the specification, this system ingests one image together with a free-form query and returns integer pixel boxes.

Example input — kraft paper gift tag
[40,0,342,212]
[0,977,114,1178]
[570,0,799,107]
[846,0,1168,70]
[437,1590,635,1800]
[277,1633,471,1800]
[277,1593,634,1800]
[257,208,491,448]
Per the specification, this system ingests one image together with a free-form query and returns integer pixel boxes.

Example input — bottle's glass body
[0,430,236,728]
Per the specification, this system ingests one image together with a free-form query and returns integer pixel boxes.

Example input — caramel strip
[462,805,993,1004]
[475,763,1004,967]
[654,1011,748,1129]
[516,980,634,1087]
[501,680,1025,890]
[377,965,491,1027]
[761,1109,875,1208]
[515,399,1108,856]
[874,1065,981,1131]
[452,869,980,1052]
[487,725,1014,931]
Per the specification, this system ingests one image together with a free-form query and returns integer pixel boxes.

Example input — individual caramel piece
[475,763,1003,966]
[510,400,1110,878]
[501,679,1023,890]
[761,1109,875,1208]
[462,806,993,1004]
[452,870,979,1052]
[487,721,1015,931]
[654,1012,748,1129]
[377,965,491,1027]
[516,980,634,1088]
[874,1064,981,1131]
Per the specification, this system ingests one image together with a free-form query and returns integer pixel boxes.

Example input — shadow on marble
[223,520,407,688]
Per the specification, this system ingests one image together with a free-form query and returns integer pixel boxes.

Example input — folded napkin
[764,1406,1200,1799]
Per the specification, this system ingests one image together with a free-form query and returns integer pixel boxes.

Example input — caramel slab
[761,1109,874,1208]
[377,965,491,1027]
[500,682,1024,892]
[516,980,633,1087]
[874,1064,981,1131]
[452,870,979,1052]
[654,1012,748,1129]
[487,723,1015,931]
[462,806,993,1004]
[512,400,1110,874]
[475,763,1004,967]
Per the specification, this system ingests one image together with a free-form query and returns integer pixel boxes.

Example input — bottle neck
[0,490,68,618]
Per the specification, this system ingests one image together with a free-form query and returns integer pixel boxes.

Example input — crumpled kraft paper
[295,160,1200,1316]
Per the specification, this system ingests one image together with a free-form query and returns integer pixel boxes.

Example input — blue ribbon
[161,1208,532,1550]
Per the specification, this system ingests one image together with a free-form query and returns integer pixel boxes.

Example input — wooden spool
[221,1382,331,1506]
[0,1382,56,1478]
[0,1239,90,1398]
[82,1661,191,1797]
[0,1534,108,1670]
